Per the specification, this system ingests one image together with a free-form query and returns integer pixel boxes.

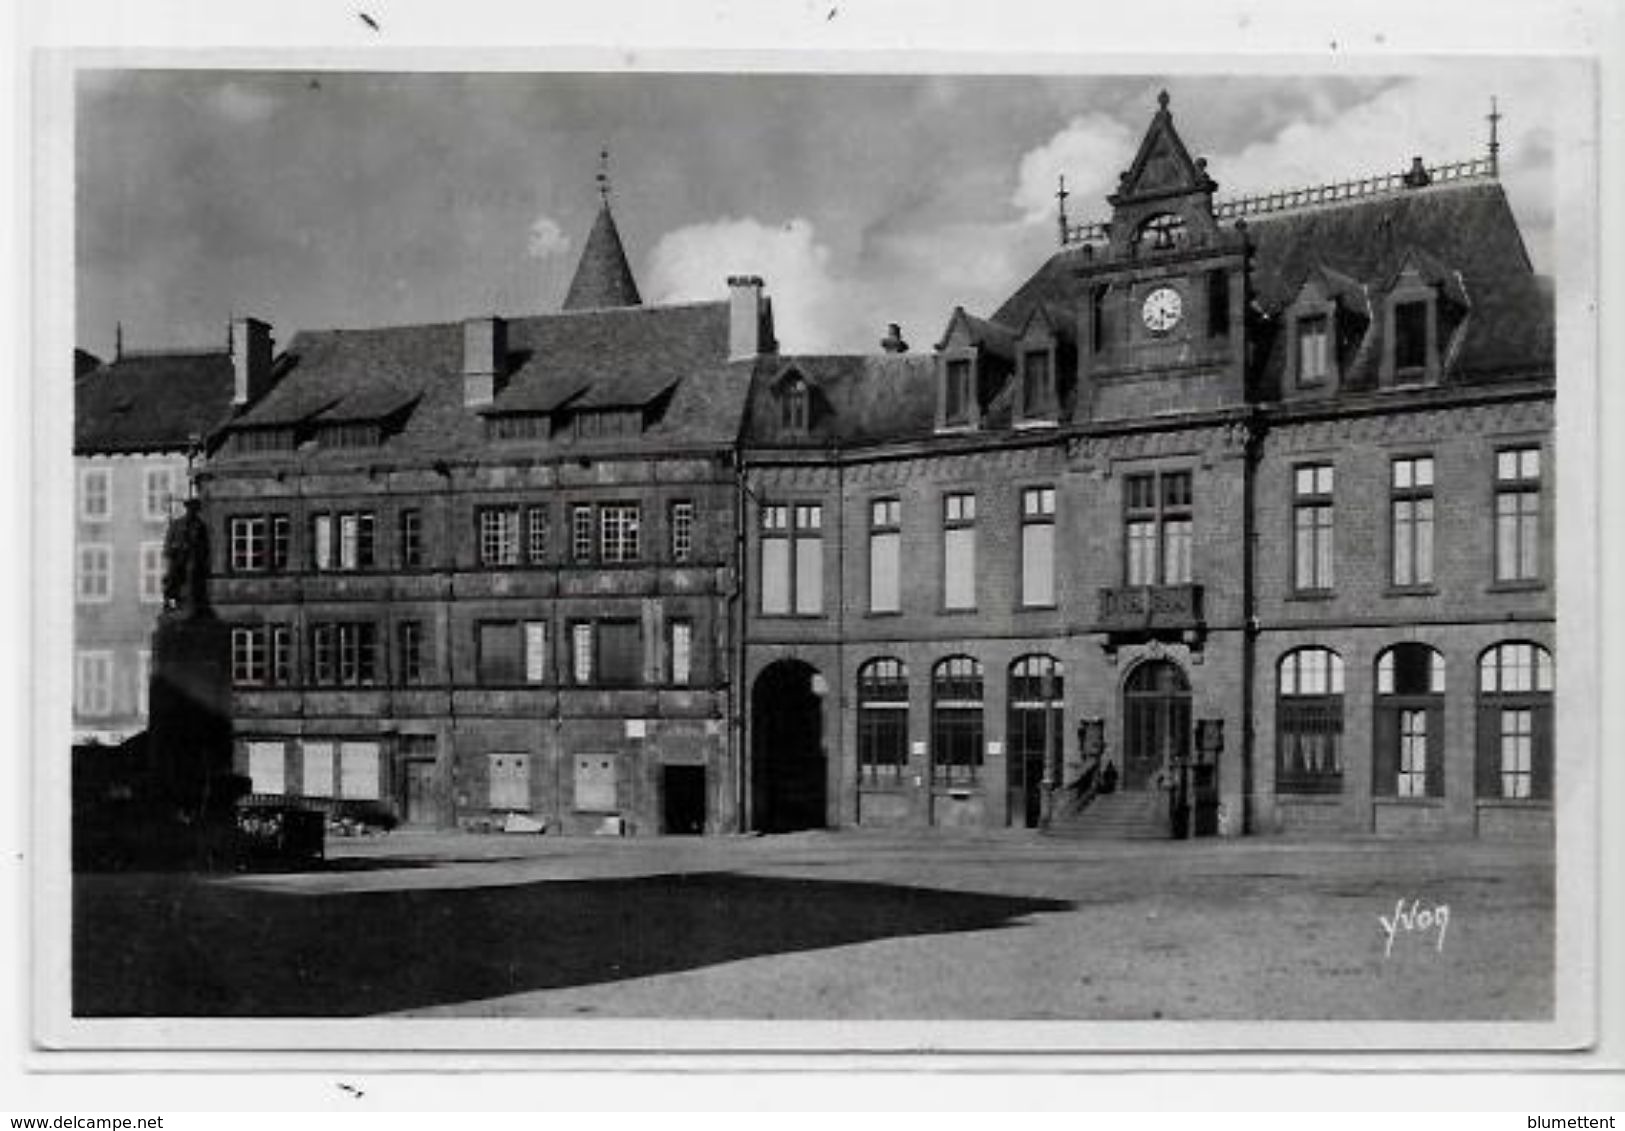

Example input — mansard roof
[75,348,237,455]
[219,300,751,461]
[562,203,643,311]
[744,353,939,447]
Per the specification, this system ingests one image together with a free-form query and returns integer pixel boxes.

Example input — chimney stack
[230,317,274,407]
[462,316,508,407]
[728,276,776,361]
[880,323,909,354]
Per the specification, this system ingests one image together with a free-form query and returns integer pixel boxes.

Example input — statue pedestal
[146,611,234,816]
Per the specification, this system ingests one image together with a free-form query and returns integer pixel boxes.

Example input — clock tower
[1073,91,1249,421]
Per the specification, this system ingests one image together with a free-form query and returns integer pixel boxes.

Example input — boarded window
[597,621,641,686]
[943,493,976,610]
[247,740,285,795]
[340,742,381,800]
[868,499,901,613]
[575,754,618,812]
[477,621,523,685]
[488,753,530,811]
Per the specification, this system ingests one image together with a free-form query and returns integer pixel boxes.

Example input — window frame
[76,543,113,604]
[867,497,902,614]
[1276,647,1346,795]
[930,655,985,786]
[758,501,824,617]
[941,491,978,611]
[143,466,176,522]
[79,467,112,522]
[1123,470,1193,586]
[1019,485,1057,608]
[311,510,377,572]
[1291,463,1336,594]
[1493,445,1542,585]
[669,500,695,564]
[476,505,522,568]
[74,650,115,717]
[598,502,642,564]
[308,622,380,688]
[668,618,694,687]
[1389,455,1436,590]
[857,658,909,786]
[398,508,423,570]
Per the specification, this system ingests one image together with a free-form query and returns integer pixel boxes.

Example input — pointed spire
[1487,96,1503,176]
[562,152,642,311]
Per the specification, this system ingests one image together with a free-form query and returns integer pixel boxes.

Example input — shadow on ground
[74,870,1071,1017]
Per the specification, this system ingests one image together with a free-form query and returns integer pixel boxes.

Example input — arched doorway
[1122,659,1191,791]
[1007,655,1063,828]
[750,659,827,832]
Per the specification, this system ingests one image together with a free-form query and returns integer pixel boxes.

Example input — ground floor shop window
[1477,641,1554,801]
[857,658,908,785]
[1276,647,1345,795]
[931,655,983,786]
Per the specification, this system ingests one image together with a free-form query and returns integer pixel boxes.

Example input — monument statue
[161,497,212,616]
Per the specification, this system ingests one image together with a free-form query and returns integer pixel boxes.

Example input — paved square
[74,831,1552,1020]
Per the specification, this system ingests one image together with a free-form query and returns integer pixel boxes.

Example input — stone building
[73,338,237,744]
[738,93,1554,839]
[201,197,777,834]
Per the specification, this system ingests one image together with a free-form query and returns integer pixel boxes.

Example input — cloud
[1012,112,1138,225]
[526,215,571,260]
[208,81,281,125]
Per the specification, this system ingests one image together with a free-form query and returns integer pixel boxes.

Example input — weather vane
[596,148,611,205]
[1487,97,1502,177]
[1056,174,1071,247]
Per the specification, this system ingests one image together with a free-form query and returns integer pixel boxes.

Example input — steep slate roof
[562,204,643,311]
[220,301,751,462]
[75,349,237,455]
[744,354,939,447]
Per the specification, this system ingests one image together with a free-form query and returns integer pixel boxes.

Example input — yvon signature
[1379,897,1449,958]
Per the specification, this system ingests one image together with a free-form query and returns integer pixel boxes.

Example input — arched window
[931,656,984,786]
[1134,212,1187,252]
[1277,648,1345,795]
[1477,642,1554,800]
[857,658,909,786]
[1007,656,1064,828]
[1374,643,1445,798]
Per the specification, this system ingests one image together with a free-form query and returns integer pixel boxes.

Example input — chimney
[880,322,909,354]
[728,276,776,361]
[231,317,274,406]
[462,316,508,407]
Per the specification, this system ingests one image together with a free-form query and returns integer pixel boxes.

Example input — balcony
[1094,584,1206,652]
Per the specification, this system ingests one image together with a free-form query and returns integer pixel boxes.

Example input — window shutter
[1425,704,1445,798]
[1532,702,1554,801]
[1475,705,1501,800]
[1372,708,1399,796]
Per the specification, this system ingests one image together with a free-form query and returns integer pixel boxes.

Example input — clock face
[1141,286,1183,334]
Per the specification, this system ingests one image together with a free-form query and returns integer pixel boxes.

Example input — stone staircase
[1045,788,1166,840]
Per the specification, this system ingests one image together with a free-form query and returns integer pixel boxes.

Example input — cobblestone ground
[74,829,1553,1022]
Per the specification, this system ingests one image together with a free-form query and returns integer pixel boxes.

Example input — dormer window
[1020,349,1054,421]
[783,378,810,434]
[944,358,973,427]
[1393,301,1429,378]
[1297,315,1330,387]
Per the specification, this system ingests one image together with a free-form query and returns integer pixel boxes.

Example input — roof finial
[115,321,123,360]
[1157,89,1170,113]
[596,147,611,207]
[1056,174,1070,247]
[1487,96,1502,177]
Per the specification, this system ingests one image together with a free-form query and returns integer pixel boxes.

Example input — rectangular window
[488,753,531,811]
[670,501,695,563]
[477,507,520,567]
[302,742,334,798]
[526,506,549,564]
[77,544,112,603]
[234,626,293,688]
[339,741,381,800]
[944,358,972,426]
[1500,707,1534,799]
[571,504,594,563]
[1021,351,1052,418]
[1297,315,1329,386]
[230,516,268,573]
[135,649,151,716]
[398,509,422,569]
[397,620,425,685]
[272,626,292,686]
[143,467,175,522]
[310,512,375,571]
[524,621,548,684]
[599,503,641,563]
[1293,464,1335,592]
[759,504,791,615]
[868,498,901,613]
[1495,446,1541,582]
[793,504,823,615]
[1207,269,1230,339]
[597,620,642,686]
[247,740,285,796]
[574,754,618,812]
[571,622,594,684]
[669,620,693,686]
[74,651,114,717]
[1391,456,1435,587]
[308,623,378,687]
[1394,301,1429,374]
[1397,709,1429,798]
[134,541,163,604]
[1124,471,1192,585]
[79,467,111,521]
[477,621,523,685]
[270,515,291,572]
[943,492,977,610]
[1021,486,1056,607]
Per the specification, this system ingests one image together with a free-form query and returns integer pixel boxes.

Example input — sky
[75,65,1560,360]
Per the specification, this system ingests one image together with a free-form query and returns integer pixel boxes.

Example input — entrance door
[403,759,439,826]
[1007,656,1063,828]
[750,660,827,832]
[1122,659,1191,791]
[663,765,707,835]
